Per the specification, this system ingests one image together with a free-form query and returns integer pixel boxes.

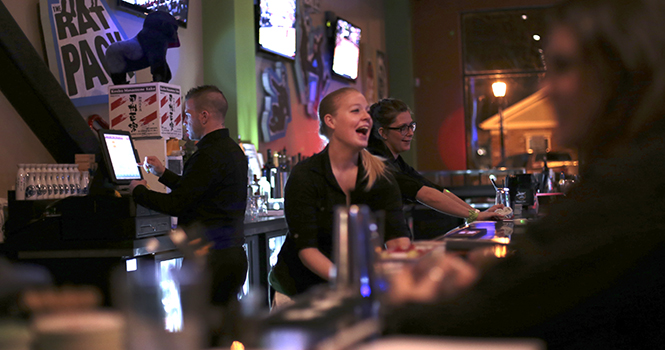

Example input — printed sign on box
[109,83,182,139]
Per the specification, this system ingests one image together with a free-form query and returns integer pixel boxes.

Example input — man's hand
[141,156,166,177]
[129,179,147,192]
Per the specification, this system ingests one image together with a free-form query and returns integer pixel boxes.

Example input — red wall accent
[437,106,466,170]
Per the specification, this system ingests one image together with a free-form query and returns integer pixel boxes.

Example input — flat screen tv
[98,129,143,186]
[118,0,189,27]
[331,17,361,81]
[256,0,297,60]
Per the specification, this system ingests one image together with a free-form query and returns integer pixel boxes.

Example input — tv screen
[257,0,296,60]
[118,0,189,27]
[332,17,361,80]
[98,129,143,185]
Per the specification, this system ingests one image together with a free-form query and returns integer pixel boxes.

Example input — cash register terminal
[97,129,143,195]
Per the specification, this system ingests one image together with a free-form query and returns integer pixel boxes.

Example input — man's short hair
[185,85,229,118]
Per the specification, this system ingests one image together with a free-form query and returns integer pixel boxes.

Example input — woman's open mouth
[356,126,369,136]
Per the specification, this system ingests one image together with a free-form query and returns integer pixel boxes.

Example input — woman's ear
[324,114,335,130]
[379,127,388,140]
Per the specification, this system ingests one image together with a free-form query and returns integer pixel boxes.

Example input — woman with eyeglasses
[367,98,504,230]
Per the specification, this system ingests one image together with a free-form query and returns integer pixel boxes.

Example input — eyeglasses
[386,122,417,136]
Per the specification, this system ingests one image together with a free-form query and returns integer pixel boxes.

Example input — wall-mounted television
[118,0,189,28]
[256,0,297,60]
[331,16,361,81]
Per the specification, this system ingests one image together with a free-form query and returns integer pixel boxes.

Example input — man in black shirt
[129,85,248,345]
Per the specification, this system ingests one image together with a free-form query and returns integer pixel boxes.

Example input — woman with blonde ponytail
[269,88,411,305]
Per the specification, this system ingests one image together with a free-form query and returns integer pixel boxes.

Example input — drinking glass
[495,188,513,219]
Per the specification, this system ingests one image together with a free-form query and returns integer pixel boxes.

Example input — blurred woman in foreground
[384,0,665,348]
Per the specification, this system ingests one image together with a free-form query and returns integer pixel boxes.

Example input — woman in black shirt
[385,0,665,347]
[269,88,411,302]
[367,99,504,223]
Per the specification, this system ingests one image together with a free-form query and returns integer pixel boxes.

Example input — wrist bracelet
[466,208,480,223]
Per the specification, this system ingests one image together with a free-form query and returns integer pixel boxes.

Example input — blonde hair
[318,88,388,190]
[360,149,388,191]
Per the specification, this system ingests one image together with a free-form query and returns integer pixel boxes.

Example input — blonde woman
[269,88,411,305]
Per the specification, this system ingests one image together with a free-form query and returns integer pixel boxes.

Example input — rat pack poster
[40,0,131,106]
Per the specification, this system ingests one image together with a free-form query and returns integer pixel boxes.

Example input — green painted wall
[202,0,259,146]
[384,0,417,167]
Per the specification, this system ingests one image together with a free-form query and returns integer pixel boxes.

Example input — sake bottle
[15,164,26,200]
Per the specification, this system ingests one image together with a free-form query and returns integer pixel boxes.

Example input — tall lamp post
[492,82,507,166]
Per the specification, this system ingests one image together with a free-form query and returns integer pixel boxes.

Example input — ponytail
[360,149,388,190]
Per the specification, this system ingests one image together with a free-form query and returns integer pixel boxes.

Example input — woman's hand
[477,204,506,221]
[299,248,334,281]
[388,253,478,304]
[386,237,411,251]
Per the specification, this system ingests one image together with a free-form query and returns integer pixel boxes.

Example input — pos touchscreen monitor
[98,129,143,185]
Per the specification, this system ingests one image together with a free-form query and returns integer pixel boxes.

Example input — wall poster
[40,0,133,106]
[293,0,331,119]
[261,62,292,142]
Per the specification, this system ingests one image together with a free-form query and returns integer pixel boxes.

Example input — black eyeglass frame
[385,122,417,136]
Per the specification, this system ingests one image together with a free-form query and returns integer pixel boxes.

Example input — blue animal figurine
[105,11,180,85]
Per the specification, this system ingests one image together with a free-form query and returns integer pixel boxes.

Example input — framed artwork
[376,50,388,101]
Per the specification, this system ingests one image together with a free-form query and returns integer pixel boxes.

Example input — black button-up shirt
[133,128,247,249]
[270,146,410,296]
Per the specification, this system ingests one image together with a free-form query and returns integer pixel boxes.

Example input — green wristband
[466,208,480,223]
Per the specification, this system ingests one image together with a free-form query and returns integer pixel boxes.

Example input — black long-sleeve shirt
[133,128,247,249]
[384,128,665,349]
[270,147,411,296]
[366,137,443,203]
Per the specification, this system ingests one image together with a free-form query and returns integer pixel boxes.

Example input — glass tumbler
[495,187,513,219]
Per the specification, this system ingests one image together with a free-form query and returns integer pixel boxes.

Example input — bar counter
[2,195,287,305]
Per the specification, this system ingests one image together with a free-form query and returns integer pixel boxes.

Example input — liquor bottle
[45,164,55,199]
[539,155,550,193]
[56,164,67,198]
[71,164,81,196]
[15,164,27,200]
[278,150,289,196]
[80,170,90,196]
[266,149,273,168]
[35,165,45,200]
[25,165,37,201]
[258,168,271,200]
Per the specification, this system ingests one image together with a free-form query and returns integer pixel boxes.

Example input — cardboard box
[75,154,96,172]
[108,82,183,139]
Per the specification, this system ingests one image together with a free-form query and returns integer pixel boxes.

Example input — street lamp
[492,82,507,166]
